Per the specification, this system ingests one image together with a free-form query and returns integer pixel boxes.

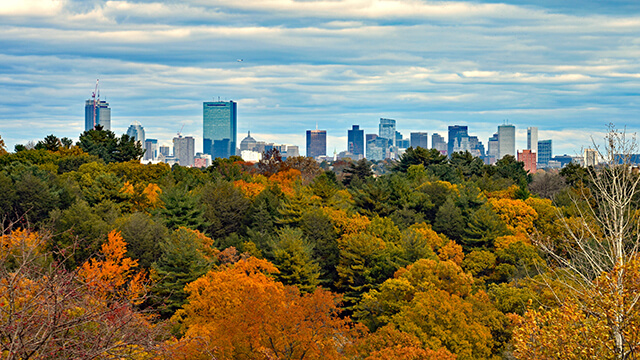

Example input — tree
[393,147,448,173]
[516,126,640,359]
[35,134,62,152]
[271,227,320,293]
[343,158,373,186]
[77,125,144,163]
[175,257,359,359]
[0,134,7,156]
[200,180,250,239]
[528,171,567,199]
[155,185,208,232]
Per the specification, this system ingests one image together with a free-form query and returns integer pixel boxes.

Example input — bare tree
[526,125,640,359]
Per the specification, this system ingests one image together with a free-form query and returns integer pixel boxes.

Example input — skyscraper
[431,133,447,154]
[203,100,237,159]
[379,118,396,146]
[411,132,428,149]
[527,127,538,161]
[347,125,365,158]
[84,99,111,131]
[144,139,158,161]
[584,148,598,167]
[306,130,326,159]
[538,139,552,167]
[448,125,468,156]
[126,121,145,145]
[498,124,515,160]
[173,135,195,166]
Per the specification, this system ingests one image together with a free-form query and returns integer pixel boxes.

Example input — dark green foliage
[13,170,60,225]
[152,228,216,318]
[35,134,62,152]
[155,186,208,232]
[271,227,320,293]
[393,147,448,173]
[559,162,589,187]
[201,181,250,239]
[116,212,168,269]
[433,196,465,241]
[463,204,509,250]
[310,172,340,201]
[77,125,144,163]
[300,210,339,287]
[0,172,17,224]
[493,155,531,184]
[350,179,393,217]
[342,159,373,186]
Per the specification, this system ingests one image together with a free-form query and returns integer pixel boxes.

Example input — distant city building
[240,131,257,151]
[84,99,111,131]
[552,154,574,168]
[306,129,326,159]
[538,139,552,167]
[448,125,468,156]
[203,100,237,159]
[194,153,212,168]
[348,125,365,158]
[584,148,598,167]
[498,124,515,160]
[126,121,145,146]
[173,135,195,166]
[518,149,537,173]
[487,133,499,159]
[527,127,538,162]
[431,133,447,154]
[397,138,410,149]
[144,139,158,161]
[283,145,300,158]
[378,118,396,147]
[366,136,387,161]
[411,132,429,149]
[159,145,171,157]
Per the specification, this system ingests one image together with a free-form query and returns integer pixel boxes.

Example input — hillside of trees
[1,127,639,360]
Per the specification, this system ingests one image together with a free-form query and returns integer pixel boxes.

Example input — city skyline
[2,0,640,155]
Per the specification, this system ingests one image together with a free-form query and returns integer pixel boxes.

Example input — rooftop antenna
[91,79,99,129]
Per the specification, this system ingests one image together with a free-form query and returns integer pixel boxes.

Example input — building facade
[527,127,538,161]
[447,125,468,156]
[84,100,111,131]
[538,139,552,167]
[306,129,326,159]
[432,133,447,154]
[126,121,145,146]
[411,132,428,149]
[173,135,195,166]
[347,125,365,158]
[203,100,237,159]
[144,139,158,161]
[498,124,515,160]
[518,149,537,173]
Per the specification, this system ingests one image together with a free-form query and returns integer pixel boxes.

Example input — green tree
[271,227,320,293]
[116,212,169,269]
[433,196,465,241]
[393,147,448,173]
[343,158,373,186]
[77,125,144,163]
[155,186,208,231]
[200,180,250,239]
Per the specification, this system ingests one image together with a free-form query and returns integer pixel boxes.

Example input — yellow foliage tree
[488,198,538,235]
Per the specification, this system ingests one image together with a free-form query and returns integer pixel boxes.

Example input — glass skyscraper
[498,124,516,160]
[538,139,552,167]
[306,130,326,159]
[85,100,111,131]
[410,132,428,149]
[203,100,237,159]
[126,121,145,145]
[447,125,468,156]
[347,125,364,158]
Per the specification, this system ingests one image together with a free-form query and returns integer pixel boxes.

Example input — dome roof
[240,131,257,151]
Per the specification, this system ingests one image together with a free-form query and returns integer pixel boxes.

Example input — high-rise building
[203,100,237,159]
[448,125,468,156]
[527,127,538,161]
[126,121,145,146]
[159,145,171,157]
[306,129,326,159]
[240,131,257,151]
[518,149,537,173]
[173,135,195,166]
[379,118,396,147]
[487,133,499,157]
[411,132,428,149]
[538,139,552,167]
[84,100,111,131]
[498,124,516,160]
[584,148,598,167]
[432,133,447,154]
[144,139,158,161]
[347,125,365,158]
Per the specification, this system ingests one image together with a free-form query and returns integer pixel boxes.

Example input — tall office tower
[347,125,365,158]
[84,100,111,131]
[447,125,468,156]
[306,129,326,158]
[431,133,447,154]
[527,127,538,161]
[173,135,195,166]
[203,100,237,159]
[379,118,396,147]
[584,148,598,167]
[144,139,158,161]
[159,145,171,157]
[538,139,552,167]
[487,133,499,158]
[518,149,537,173]
[411,132,428,149]
[126,121,145,145]
[468,136,485,157]
[498,124,516,160]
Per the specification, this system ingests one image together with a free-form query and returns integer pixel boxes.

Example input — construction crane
[91,79,99,129]
[177,124,184,137]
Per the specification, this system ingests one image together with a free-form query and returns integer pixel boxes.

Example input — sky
[1,0,640,156]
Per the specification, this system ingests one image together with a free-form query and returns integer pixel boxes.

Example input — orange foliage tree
[174,257,360,359]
